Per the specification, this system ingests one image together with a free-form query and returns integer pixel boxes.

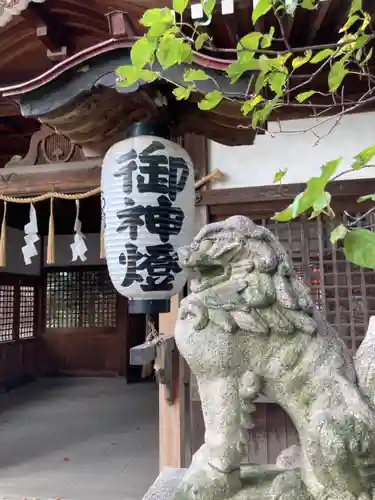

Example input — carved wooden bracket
[4,124,85,167]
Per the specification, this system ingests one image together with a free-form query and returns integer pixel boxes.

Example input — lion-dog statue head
[178,215,317,336]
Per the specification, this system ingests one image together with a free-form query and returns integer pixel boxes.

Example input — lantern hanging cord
[146,318,161,344]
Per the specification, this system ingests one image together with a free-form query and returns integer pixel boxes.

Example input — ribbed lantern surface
[101,135,195,307]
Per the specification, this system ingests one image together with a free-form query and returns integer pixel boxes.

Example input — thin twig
[274,8,292,51]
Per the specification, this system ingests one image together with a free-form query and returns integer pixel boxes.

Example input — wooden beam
[307,0,332,44]
[21,3,68,60]
[210,12,238,49]
[198,178,375,209]
[0,159,101,196]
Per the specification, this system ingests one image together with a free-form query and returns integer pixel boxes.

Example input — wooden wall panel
[246,404,298,465]
[0,274,39,391]
[40,266,128,378]
[41,329,124,377]
[0,341,39,390]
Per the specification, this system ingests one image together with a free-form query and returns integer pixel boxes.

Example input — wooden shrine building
[1,0,375,473]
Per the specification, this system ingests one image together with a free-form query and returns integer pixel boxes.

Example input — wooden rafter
[210,11,238,49]
[307,0,333,44]
[21,2,68,61]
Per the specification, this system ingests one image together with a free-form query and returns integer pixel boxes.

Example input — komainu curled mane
[174,216,375,500]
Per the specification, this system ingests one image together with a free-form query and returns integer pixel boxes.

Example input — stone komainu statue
[174,215,375,500]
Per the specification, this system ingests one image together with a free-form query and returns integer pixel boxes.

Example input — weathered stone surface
[143,469,186,500]
[173,215,375,500]
[144,466,312,500]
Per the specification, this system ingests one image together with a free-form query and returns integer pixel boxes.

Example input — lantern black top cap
[128,121,171,140]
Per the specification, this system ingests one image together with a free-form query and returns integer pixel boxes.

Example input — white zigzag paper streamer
[22,204,39,265]
[70,199,87,262]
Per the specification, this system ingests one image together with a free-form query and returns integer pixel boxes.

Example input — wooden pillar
[158,134,209,471]
[158,294,184,469]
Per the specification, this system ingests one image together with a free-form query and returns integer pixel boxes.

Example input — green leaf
[258,54,274,71]
[252,100,278,128]
[252,0,272,24]
[157,36,191,69]
[254,71,268,94]
[349,0,362,16]
[314,191,331,210]
[360,12,371,31]
[360,47,373,66]
[241,95,263,115]
[291,191,313,218]
[237,31,263,62]
[202,0,215,17]
[328,60,348,91]
[344,228,375,269]
[116,65,135,79]
[274,158,342,221]
[139,69,159,82]
[274,192,305,221]
[273,169,287,184]
[147,23,172,37]
[173,0,189,14]
[339,14,360,32]
[198,90,223,110]
[173,85,194,100]
[358,193,375,202]
[226,61,247,83]
[292,50,312,69]
[309,191,332,218]
[116,66,159,86]
[310,49,334,64]
[131,38,156,68]
[226,58,259,83]
[141,8,174,27]
[296,90,317,103]
[184,69,209,82]
[195,33,209,50]
[277,52,292,66]
[238,32,262,53]
[355,34,369,49]
[319,157,342,182]
[301,0,316,9]
[116,65,141,86]
[180,42,192,64]
[330,224,349,244]
[352,144,375,170]
[261,26,275,48]
[268,71,287,96]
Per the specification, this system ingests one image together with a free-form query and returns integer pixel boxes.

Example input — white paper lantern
[101,127,195,314]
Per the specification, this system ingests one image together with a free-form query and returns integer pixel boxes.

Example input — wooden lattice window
[255,215,375,352]
[19,285,36,339]
[45,268,117,329]
[0,284,14,342]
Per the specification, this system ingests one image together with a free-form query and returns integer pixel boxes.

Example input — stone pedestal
[142,469,187,500]
[141,465,311,500]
